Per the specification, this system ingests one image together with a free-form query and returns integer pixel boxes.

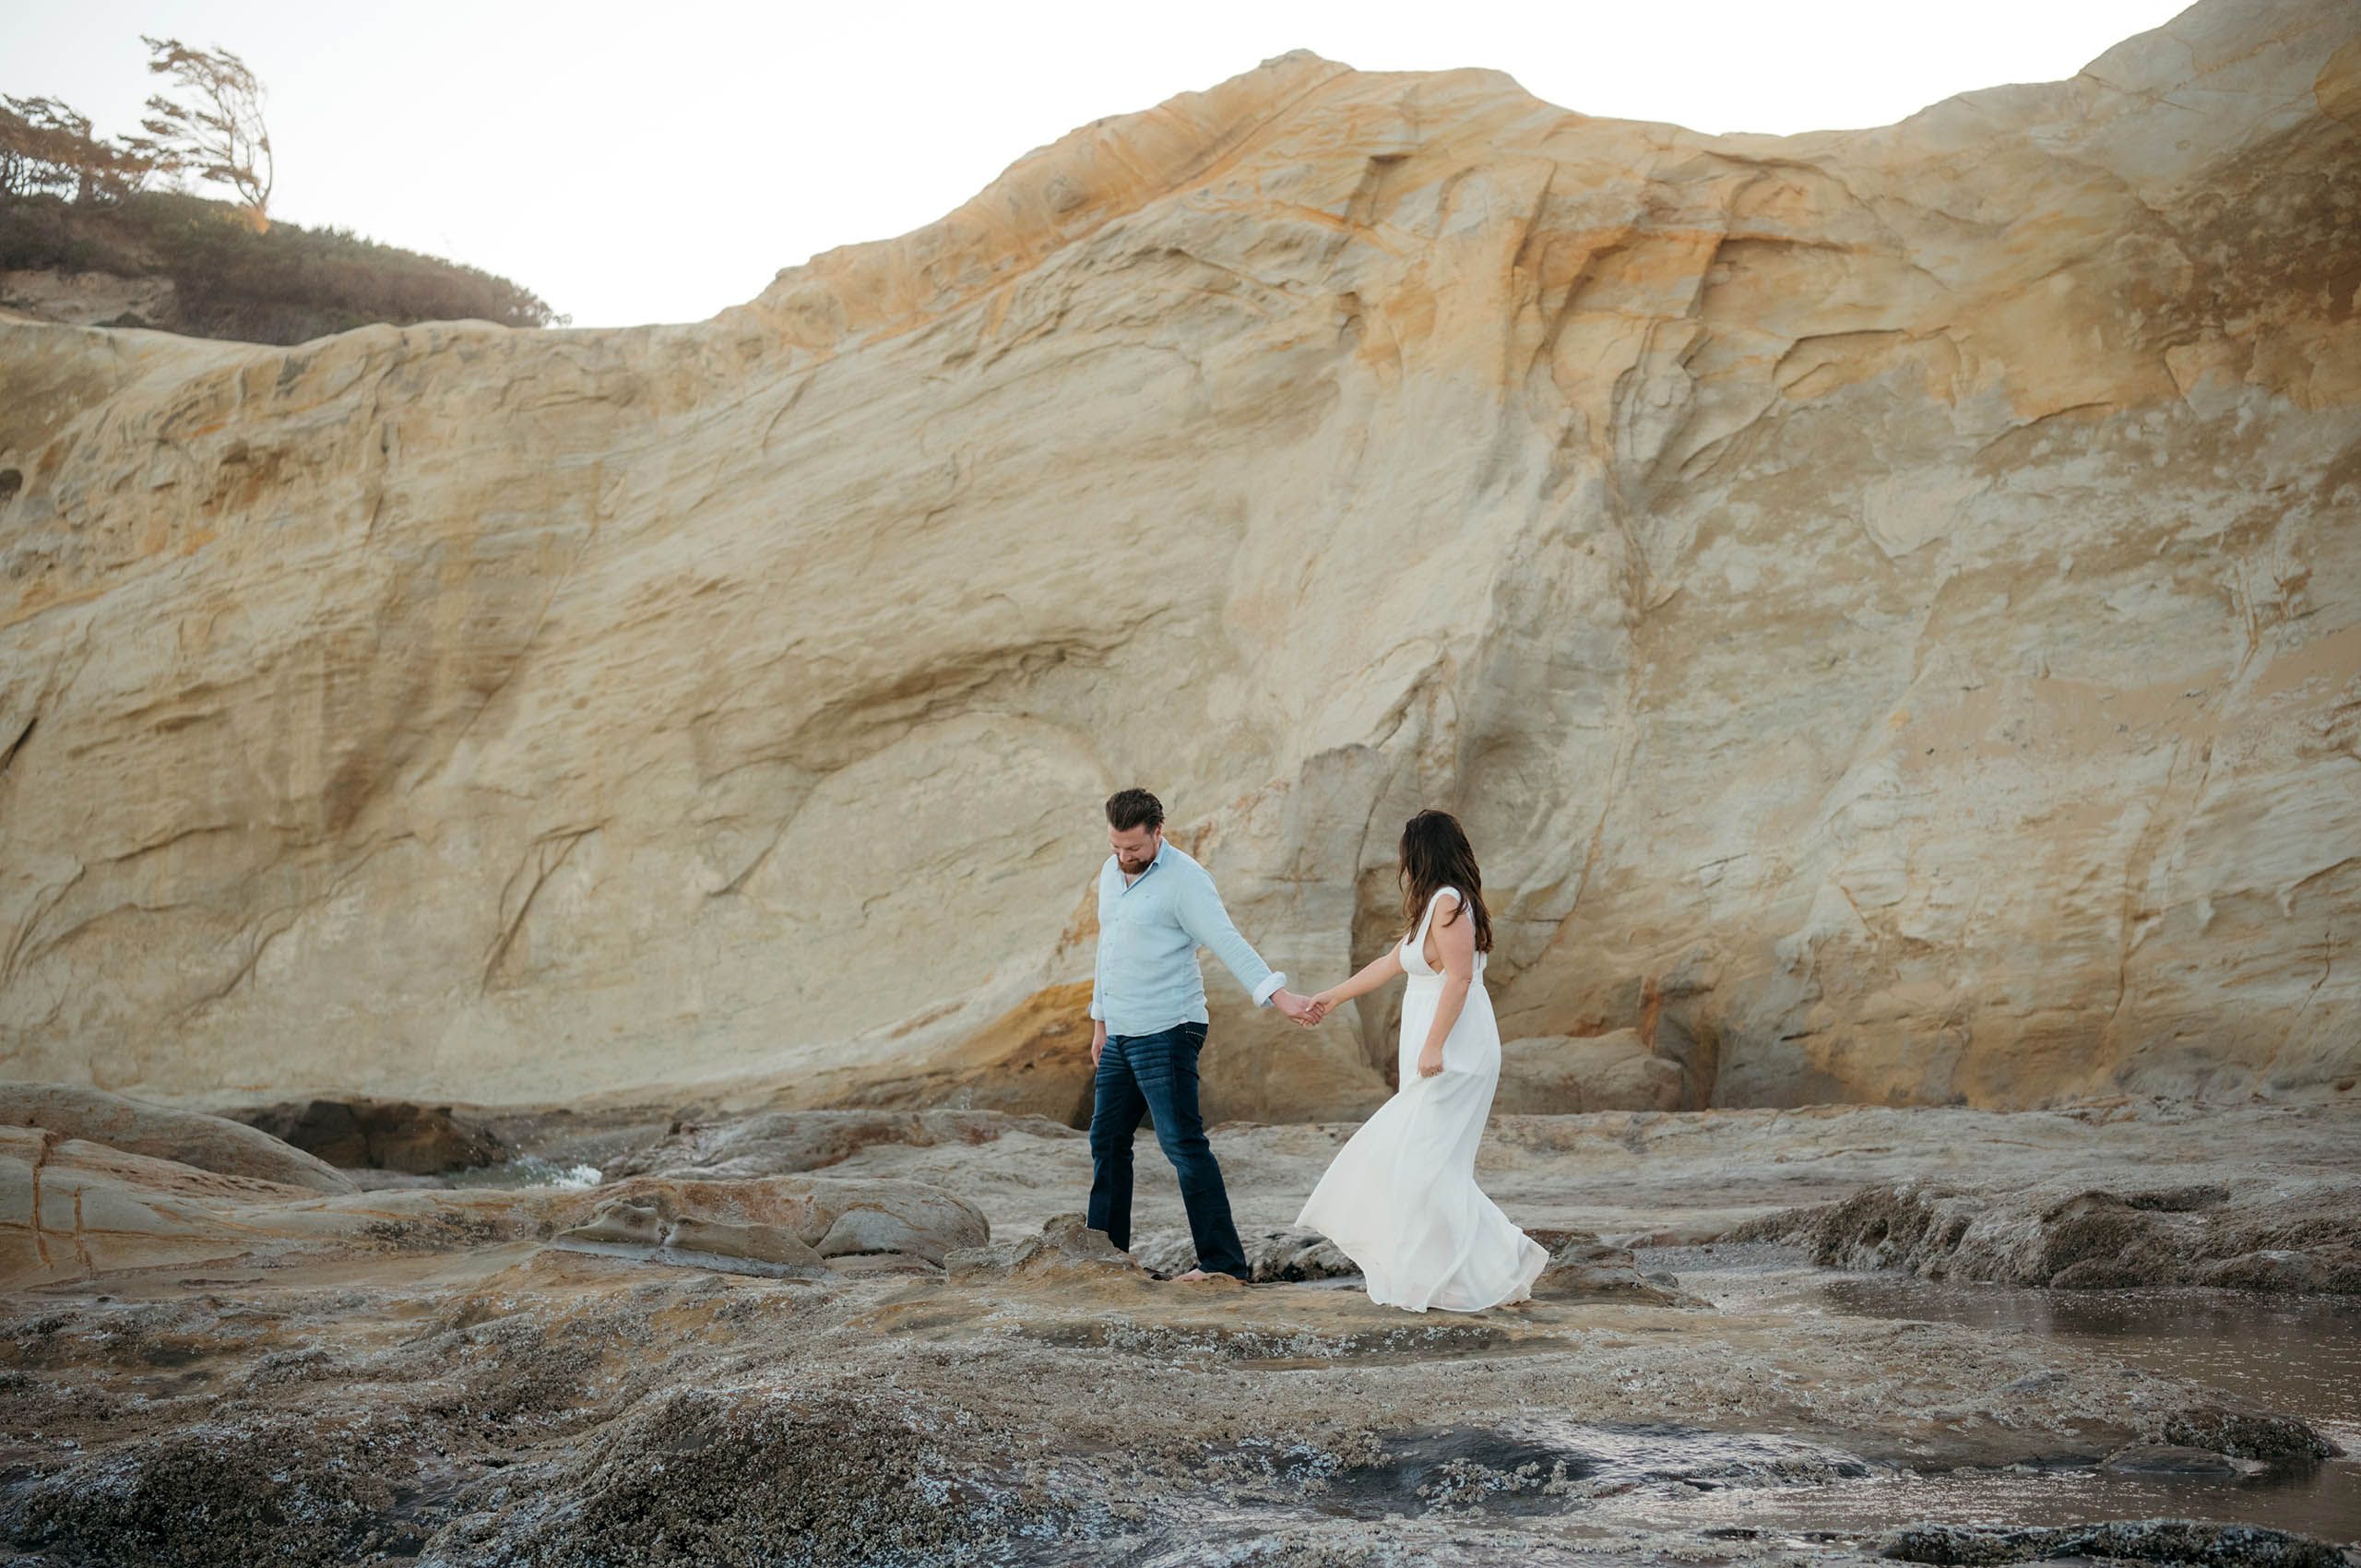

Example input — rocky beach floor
[2,1088,2355,1565]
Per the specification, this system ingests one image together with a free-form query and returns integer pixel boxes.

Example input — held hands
[1271,988,1317,1024]
[1285,990,1342,1028]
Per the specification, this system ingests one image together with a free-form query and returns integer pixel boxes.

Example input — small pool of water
[1590,1451,2359,1541]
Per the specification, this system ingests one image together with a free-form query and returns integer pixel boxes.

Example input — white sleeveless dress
[1294,885,1549,1313]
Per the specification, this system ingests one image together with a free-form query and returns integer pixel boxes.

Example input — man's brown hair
[1105,788,1164,832]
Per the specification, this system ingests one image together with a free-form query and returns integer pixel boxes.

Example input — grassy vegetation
[1,187,564,343]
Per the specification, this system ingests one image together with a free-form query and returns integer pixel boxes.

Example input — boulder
[813,1204,966,1265]
[1133,1226,1358,1282]
[1532,1232,1711,1307]
[945,1214,1145,1284]
[2097,1443,2263,1478]
[2157,1407,2343,1464]
[563,1195,662,1247]
[545,1174,984,1277]
[0,1083,353,1194]
[548,1196,830,1277]
[666,1214,826,1271]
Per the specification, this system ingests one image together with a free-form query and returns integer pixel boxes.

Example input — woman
[1292,810,1548,1313]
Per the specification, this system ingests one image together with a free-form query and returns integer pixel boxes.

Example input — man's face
[1109,822,1163,875]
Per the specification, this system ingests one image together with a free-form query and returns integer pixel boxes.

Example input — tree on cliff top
[1,38,563,339]
[0,96,164,203]
[137,35,274,232]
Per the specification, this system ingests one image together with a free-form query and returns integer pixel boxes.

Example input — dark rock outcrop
[428,1385,1044,1565]
[2157,1405,2343,1463]
[231,1098,505,1174]
[944,1214,1145,1284]
[4,1416,413,1566]
[1133,1225,1358,1282]
[1881,1518,2355,1566]
[1721,1175,2361,1294]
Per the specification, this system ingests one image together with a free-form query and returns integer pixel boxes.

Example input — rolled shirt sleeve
[1174,862,1286,1006]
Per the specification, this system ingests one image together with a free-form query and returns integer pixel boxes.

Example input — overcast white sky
[18,1,2194,328]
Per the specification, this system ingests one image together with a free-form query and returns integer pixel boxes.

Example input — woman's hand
[1306,990,1343,1026]
[1417,1042,1444,1077]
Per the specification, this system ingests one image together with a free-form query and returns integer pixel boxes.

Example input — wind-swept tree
[137,35,274,231]
[0,96,89,200]
[0,95,163,202]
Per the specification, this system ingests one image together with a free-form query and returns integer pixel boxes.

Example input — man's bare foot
[1171,1267,1214,1282]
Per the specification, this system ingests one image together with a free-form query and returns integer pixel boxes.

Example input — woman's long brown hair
[1398,809,1492,954]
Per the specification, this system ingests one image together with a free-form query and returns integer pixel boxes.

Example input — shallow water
[1809,1274,2361,1433]
[989,1420,1904,1567]
[1272,1248,2359,1545]
[1325,1411,2360,1545]
[1004,1410,2359,1563]
[1655,1247,2361,1431]
[1596,1455,2359,1540]
[1642,1243,2361,1541]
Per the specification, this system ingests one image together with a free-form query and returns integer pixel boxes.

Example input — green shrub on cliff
[1,186,564,342]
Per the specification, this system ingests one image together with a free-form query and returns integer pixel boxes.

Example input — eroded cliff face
[0,0,2355,1119]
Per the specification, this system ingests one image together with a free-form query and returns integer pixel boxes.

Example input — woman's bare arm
[1302,945,1405,1023]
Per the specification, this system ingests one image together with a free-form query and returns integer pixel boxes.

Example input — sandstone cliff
[0,0,2355,1119]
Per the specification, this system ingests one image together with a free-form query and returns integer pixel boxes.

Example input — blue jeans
[1086,1020,1251,1280]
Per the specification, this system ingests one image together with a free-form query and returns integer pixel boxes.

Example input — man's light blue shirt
[1088,841,1287,1037]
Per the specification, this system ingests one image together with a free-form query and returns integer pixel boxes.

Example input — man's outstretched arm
[1174,865,1311,1019]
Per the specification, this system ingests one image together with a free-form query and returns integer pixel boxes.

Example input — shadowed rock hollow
[1,0,2356,1123]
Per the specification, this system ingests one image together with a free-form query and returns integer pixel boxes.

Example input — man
[1086,787,1314,1283]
